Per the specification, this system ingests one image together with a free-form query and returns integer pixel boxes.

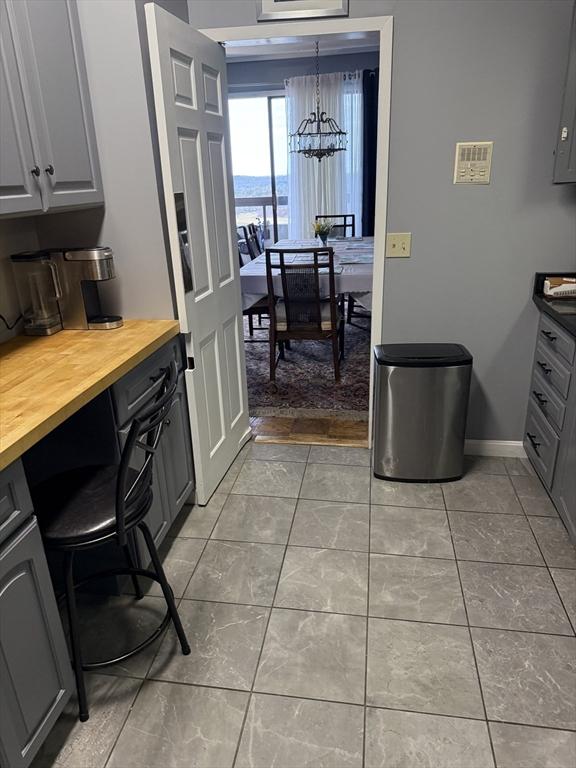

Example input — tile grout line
[229,451,306,768]
[361,462,373,768]
[507,477,575,636]
[441,484,499,768]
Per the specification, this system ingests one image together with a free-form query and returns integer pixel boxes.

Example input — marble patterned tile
[31,673,141,768]
[369,553,466,624]
[459,561,573,634]
[146,536,205,598]
[448,511,544,565]
[503,457,536,477]
[371,478,445,509]
[174,493,227,538]
[442,474,522,515]
[529,517,576,569]
[216,453,247,493]
[464,455,507,475]
[366,617,484,718]
[308,445,371,466]
[235,693,363,768]
[371,505,454,559]
[232,460,305,498]
[275,546,368,615]
[511,475,557,517]
[244,442,311,462]
[184,540,284,605]
[211,494,296,544]
[472,627,576,729]
[254,608,366,704]
[107,681,248,768]
[300,463,370,504]
[289,499,369,552]
[365,708,495,768]
[551,568,576,630]
[149,600,268,690]
[489,722,576,768]
[76,594,168,679]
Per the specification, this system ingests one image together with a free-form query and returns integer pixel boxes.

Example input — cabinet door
[0,0,44,216]
[0,517,73,768]
[554,4,576,183]
[10,0,103,209]
[161,375,195,519]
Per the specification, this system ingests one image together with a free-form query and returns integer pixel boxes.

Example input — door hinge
[560,126,568,142]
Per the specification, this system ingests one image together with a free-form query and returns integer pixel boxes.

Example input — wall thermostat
[453,141,493,184]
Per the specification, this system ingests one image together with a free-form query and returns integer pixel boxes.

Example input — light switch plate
[453,141,493,184]
[386,232,411,258]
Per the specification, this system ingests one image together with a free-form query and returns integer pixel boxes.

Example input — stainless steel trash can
[372,344,472,482]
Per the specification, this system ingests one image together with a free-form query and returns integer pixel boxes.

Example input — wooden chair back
[315,214,356,238]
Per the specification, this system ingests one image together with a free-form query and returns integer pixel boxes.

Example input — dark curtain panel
[362,68,379,236]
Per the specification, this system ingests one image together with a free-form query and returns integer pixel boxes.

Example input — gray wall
[190,0,576,441]
[227,51,379,93]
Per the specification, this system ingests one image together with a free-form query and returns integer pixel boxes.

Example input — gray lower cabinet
[0,0,103,216]
[0,515,73,768]
[524,312,576,540]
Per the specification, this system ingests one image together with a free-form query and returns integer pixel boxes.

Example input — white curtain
[286,71,363,239]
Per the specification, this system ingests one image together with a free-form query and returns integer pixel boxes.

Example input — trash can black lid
[374,343,472,367]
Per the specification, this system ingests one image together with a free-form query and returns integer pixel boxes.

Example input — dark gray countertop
[533,273,576,338]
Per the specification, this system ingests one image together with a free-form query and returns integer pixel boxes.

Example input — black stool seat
[34,465,151,547]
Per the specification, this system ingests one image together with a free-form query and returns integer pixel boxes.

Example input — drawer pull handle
[533,391,548,406]
[537,361,552,375]
[526,432,541,455]
[541,330,557,342]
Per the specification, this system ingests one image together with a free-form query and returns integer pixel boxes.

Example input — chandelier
[289,41,347,162]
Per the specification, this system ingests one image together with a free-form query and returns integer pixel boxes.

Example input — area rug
[244,317,370,412]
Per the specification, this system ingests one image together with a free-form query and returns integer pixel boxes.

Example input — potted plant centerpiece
[313,219,333,246]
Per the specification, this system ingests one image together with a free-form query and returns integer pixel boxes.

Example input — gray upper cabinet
[0,517,73,768]
[0,0,103,216]
[0,1,43,215]
[553,2,576,183]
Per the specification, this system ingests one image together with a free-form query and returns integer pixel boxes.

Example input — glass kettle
[10,250,63,335]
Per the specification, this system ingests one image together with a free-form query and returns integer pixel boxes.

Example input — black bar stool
[31,361,190,721]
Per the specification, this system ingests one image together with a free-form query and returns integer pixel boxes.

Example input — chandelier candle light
[289,40,348,161]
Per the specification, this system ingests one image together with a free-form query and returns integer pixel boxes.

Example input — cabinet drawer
[538,314,576,365]
[533,342,572,400]
[112,339,181,427]
[529,370,566,434]
[524,402,560,489]
[0,459,33,545]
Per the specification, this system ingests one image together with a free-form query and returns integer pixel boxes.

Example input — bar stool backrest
[115,361,178,545]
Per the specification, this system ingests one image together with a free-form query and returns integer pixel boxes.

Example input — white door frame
[202,17,393,445]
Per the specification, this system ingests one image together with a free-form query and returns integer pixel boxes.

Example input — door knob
[45,164,55,176]
[31,166,40,177]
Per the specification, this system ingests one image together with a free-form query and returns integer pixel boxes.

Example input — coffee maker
[11,246,123,335]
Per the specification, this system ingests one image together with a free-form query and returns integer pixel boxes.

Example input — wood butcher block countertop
[0,319,180,471]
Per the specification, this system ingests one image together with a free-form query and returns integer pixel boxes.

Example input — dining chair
[315,213,356,238]
[265,246,345,382]
[30,362,190,722]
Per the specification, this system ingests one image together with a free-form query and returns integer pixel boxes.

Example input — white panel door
[146,4,250,504]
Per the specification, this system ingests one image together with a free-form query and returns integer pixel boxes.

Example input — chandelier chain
[315,40,320,115]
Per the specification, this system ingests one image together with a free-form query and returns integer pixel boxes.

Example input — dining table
[239,236,374,311]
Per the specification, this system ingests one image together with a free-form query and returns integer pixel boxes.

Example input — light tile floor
[33,446,576,768]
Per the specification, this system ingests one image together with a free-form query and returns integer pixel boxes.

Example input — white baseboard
[465,440,527,458]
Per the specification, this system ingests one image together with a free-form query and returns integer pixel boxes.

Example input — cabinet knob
[45,164,55,176]
[526,432,541,455]
[536,361,552,375]
[165,418,171,427]
[31,165,41,177]
[532,390,548,406]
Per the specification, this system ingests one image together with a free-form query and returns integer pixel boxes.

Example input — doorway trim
[202,16,393,445]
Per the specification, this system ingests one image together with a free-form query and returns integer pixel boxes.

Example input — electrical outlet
[386,232,411,258]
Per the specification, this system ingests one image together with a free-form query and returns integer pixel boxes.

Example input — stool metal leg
[124,533,143,600]
[64,551,89,722]
[139,521,190,655]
